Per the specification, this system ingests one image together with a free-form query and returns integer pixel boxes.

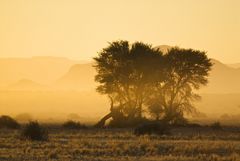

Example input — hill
[55,63,96,90]
[6,79,49,91]
[55,49,240,93]
[1,49,239,93]
[1,49,240,118]
[0,56,85,88]
[227,63,240,69]
[200,59,240,93]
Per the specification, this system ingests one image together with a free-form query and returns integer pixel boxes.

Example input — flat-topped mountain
[7,79,49,91]
[56,63,96,90]
[0,56,85,88]
[227,63,240,69]
[1,48,240,93]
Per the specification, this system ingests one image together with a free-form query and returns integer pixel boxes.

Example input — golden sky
[0,0,239,63]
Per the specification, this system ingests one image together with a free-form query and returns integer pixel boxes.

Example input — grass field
[0,127,240,161]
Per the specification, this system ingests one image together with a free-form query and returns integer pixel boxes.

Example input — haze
[0,0,240,63]
[0,1,240,124]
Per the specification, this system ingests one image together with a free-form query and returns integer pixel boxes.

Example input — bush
[134,121,170,136]
[210,121,222,130]
[21,121,48,141]
[62,120,87,129]
[0,115,20,129]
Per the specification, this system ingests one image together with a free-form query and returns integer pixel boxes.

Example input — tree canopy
[149,47,212,124]
[94,40,212,127]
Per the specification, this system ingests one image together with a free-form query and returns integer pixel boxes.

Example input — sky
[0,0,239,63]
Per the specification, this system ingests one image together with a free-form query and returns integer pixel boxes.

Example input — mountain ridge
[0,49,240,93]
[7,79,50,91]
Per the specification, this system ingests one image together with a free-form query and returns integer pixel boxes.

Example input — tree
[149,47,212,124]
[94,41,212,127]
[94,40,164,127]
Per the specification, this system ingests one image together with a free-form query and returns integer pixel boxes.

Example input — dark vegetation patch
[0,115,20,129]
[21,121,48,141]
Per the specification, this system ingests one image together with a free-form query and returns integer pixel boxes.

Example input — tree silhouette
[94,41,164,127]
[94,41,212,127]
[149,47,212,124]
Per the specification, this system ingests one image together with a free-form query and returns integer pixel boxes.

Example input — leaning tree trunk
[94,112,112,128]
[94,96,114,128]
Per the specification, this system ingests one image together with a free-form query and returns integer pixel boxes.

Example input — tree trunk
[94,112,112,128]
[95,96,115,128]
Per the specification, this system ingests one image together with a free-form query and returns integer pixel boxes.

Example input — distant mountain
[1,49,240,93]
[201,59,240,93]
[54,45,174,91]
[0,56,85,88]
[55,51,240,93]
[196,93,240,116]
[227,63,240,69]
[7,79,49,91]
[55,63,96,90]
[1,53,240,118]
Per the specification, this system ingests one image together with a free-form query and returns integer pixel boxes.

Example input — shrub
[0,115,20,129]
[62,120,87,129]
[21,121,48,141]
[210,121,222,130]
[134,121,170,136]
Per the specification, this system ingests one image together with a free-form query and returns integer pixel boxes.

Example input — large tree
[94,40,164,127]
[148,47,212,124]
[94,41,212,127]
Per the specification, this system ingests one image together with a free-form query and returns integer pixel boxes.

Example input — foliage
[94,41,165,127]
[94,40,212,127]
[21,121,48,141]
[94,41,164,120]
[155,47,212,124]
[62,120,87,129]
[0,115,20,129]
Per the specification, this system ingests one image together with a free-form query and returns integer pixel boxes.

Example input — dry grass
[0,127,239,161]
